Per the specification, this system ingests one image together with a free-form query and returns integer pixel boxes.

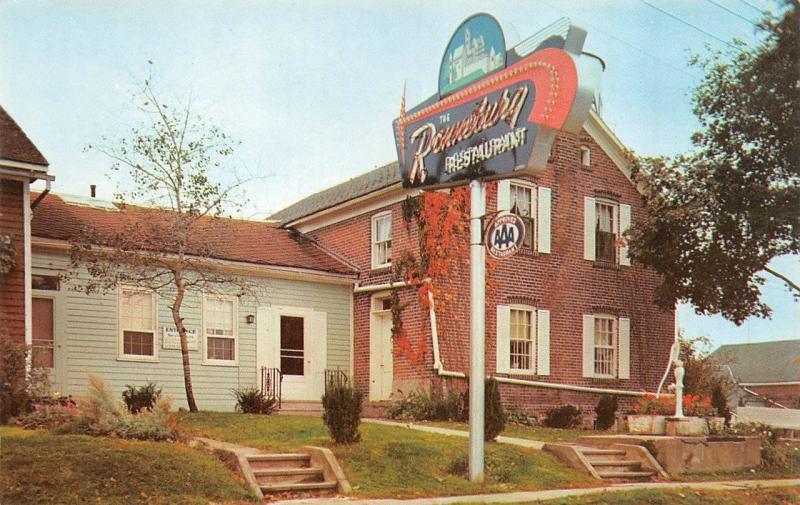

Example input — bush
[719,422,799,472]
[0,334,29,423]
[388,385,467,422]
[505,406,536,427]
[484,378,505,441]
[595,395,618,430]
[711,382,731,423]
[232,387,278,415]
[543,405,582,429]
[122,382,162,414]
[322,381,362,444]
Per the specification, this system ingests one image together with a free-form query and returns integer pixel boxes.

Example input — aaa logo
[485,212,526,259]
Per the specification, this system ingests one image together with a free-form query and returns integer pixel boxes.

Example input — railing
[324,368,349,395]
[261,367,282,409]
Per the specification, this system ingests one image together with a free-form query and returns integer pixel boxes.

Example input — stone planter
[627,414,667,435]
[666,416,709,436]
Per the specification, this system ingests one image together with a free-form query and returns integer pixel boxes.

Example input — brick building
[0,106,52,348]
[272,110,675,420]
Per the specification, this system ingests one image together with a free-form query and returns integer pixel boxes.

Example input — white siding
[32,250,352,411]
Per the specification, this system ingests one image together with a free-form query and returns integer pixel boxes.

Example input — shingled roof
[711,339,800,384]
[270,161,400,224]
[0,106,49,166]
[31,193,356,276]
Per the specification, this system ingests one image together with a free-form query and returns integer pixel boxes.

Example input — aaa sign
[485,212,526,259]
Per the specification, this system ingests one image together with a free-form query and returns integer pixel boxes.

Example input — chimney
[90,185,96,198]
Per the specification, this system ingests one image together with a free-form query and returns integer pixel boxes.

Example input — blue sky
[1,0,796,350]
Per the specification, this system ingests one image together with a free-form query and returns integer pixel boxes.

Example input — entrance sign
[439,14,506,98]
[394,18,603,189]
[485,212,525,259]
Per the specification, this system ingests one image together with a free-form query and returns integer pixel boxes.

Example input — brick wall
[746,384,800,408]
[0,179,26,344]
[309,129,675,418]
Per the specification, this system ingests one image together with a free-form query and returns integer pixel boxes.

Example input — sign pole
[468,178,486,483]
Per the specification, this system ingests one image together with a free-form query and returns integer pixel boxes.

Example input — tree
[627,1,799,324]
[70,74,253,412]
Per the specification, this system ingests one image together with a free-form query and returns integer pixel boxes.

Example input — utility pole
[468,178,487,482]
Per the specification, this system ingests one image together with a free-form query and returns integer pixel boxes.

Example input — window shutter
[256,307,278,378]
[582,314,595,378]
[496,305,511,373]
[618,317,630,379]
[537,186,551,254]
[584,197,596,261]
[536,309,550,375]
[497,180,511,212]
[619,204,631,266]
[310,311,329,397]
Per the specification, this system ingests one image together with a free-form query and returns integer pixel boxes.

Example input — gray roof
[710,339,800,384]
[270,162,401,224]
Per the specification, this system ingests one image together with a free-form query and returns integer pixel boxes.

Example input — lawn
[419,420,589,443]
[526,486,800,504]
[181,412,594,498]
[0,426,254,505]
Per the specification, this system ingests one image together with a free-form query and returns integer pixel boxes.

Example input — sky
[1,0,797,351]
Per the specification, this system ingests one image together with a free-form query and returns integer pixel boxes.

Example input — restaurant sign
[394,16,603,189]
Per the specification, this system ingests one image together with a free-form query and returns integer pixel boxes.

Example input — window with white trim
[119,287,157,359]
[593,315,616,377]
[580,146,591,168]
[509,308,534,370]
[510,182,535,249]
[595,199,617,263]
[204,296,237,363]
[371,211,392,269]
[583,197,631,266]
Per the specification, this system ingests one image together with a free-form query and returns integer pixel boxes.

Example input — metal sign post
[468,178,487,482]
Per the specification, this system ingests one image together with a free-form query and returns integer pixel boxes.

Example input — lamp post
[468,178,487,482]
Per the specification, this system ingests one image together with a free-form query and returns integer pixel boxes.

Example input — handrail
[324,368,349,395]
[261,367,282,409]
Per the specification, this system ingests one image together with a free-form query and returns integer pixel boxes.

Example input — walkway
[272,478,800,504]
[363,419,545,450]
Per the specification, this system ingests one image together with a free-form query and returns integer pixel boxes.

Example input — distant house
[711,339,800,408]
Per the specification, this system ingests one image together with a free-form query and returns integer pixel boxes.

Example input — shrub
[711,382,731,422]
[720,422,799,472]
[0,333,29,423]
[122,382,162,414]
[322,381,362,444]
[505,406,536,427]
[232,387,278,415]
[484,378,505,441]
[387,385,467,422]
[543,405,582,429]
[595,395,618,430]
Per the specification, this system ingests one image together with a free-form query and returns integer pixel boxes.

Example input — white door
[370,308,393,401]
[256,306,327,401]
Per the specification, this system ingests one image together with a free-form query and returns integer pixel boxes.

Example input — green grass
[0,426,254,505]
[418,420,589,443]
[182,412,593,498]
[525,486,800,504]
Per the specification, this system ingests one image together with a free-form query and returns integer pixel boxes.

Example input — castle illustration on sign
[440,19,505,97]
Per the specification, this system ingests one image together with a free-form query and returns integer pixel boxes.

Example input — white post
[468,179,486,482]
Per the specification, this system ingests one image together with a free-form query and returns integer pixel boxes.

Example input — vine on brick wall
[0,234,16,276]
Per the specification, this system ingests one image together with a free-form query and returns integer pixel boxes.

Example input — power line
[704,0,759,27]
[737,0,768,15]
[638,0,739,50]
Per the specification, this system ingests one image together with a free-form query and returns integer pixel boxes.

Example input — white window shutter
[619,204,631,266]
[311,311,329,398]
[536,309,550,375]
[256,307,278,382]
[584,197,596,261]
[618,317,630,379]
[537,187,551,254]
[496,305,511,373]
[582,315,595,378]
[497,180,511,212]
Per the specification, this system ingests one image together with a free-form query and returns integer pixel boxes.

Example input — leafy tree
[70,74,254,412]
[628,1,799,324]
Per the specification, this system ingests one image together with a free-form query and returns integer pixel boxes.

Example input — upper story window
[583,196,631,266]
[580,146,592,168]
[371,211,392,269]
[204,295,237,364]
[582,314,630,379]
[497,180,551,254]
[32,274,60,291]
[119,287,157,361]
[511,182,535,249]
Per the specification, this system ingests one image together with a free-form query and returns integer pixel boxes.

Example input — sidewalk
[272,478,800,504]
[362,419,545,450]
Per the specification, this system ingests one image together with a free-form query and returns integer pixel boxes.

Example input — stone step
[589,460,641,467]
[253,467,323,477]
[254,466,325,485]
[246,453,310,462]
[247,453,311,470]
[597,470,656,479]
[260,480,338,493]
[579,448,627,456]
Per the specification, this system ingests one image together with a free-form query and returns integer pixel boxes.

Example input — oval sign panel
[485,212,526,259]
[438,13,506,98]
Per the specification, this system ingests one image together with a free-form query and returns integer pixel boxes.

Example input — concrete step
[260,480,338,493]
[597,470,656,479]
[589,460,642,467]
[579,448,627,456]
[247,453,311,470]
[254,466,325,485]
[253,467,323,477]
[247,453,310,461]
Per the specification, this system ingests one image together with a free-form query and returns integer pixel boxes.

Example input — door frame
[369,292,394,401]
[31,289,64,393]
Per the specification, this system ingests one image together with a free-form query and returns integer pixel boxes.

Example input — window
[32,298,54,368]
[509,308,534,370]
[595,200,617,263]
[119,287,156,360]
[32,274,60,291]
[593,316,616,377]
[371,211,392,268]
[204,296,237,363]
[510,182,535,249]
[580,146,591,168]
[280,315,305,376]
